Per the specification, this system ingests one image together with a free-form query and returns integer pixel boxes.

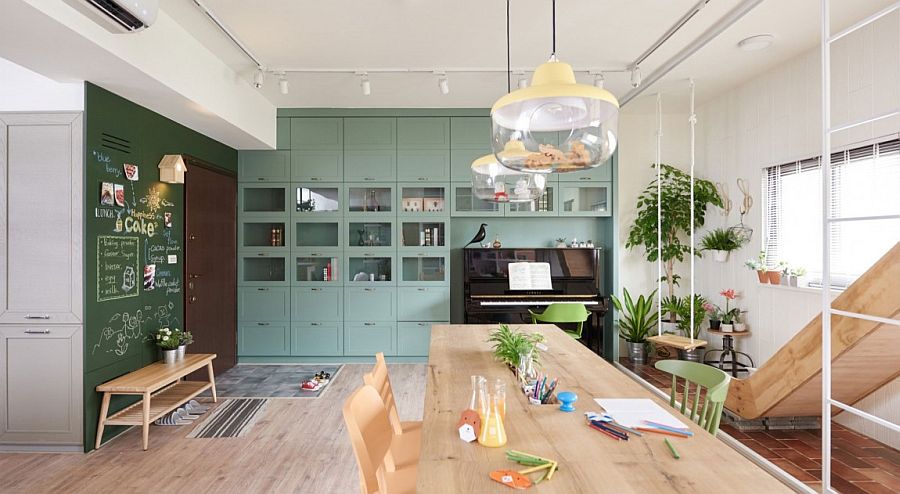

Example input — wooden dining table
[417,324,792,493]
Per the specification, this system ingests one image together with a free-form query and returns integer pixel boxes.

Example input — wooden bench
[647,334,708,350]
[95,353,217,450]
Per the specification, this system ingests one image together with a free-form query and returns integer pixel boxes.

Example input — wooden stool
[704,329,754,377]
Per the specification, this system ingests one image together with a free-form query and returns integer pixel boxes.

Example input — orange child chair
[364,353,424,436]
[343,384,418,494]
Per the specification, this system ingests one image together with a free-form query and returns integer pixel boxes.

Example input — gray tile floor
[209,364,343,398]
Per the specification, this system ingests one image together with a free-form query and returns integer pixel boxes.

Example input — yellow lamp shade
[491,58,619,174]
[471,153,546,203]
[158,154,187,184]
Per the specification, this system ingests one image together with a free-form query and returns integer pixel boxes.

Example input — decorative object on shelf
[152,327,182,364]
[626,164,723,300]
[465,223,488,248]
[733,311,747,332]
[490,0,618,174]
[586,240,594,248]
[402,197,423,212]
[158,154,187,184]
[270,226,283,247]
[728,177,754,244]
[786,266,806,287]
[425,198,444,212]
[555,237,567,248]
[767,262,784,285]
[492,235,502,249]
[557,391,577,412]
[700,227,740,262]
[612,288,658,365]
[745,250,769,283]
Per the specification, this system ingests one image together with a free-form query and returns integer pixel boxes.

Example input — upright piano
[463,248,608,354]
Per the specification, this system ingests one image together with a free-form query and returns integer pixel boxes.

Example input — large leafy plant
[612,288,659,343]
[626,164,723,300]
[676,294,708,340]
[487,324,545,368]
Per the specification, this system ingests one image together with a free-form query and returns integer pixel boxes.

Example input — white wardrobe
[0,112,83,450]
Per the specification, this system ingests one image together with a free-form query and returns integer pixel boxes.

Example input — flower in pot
[611,288,659,365]
[719,289,739,332]
[555,237,567,248]
[700,227,740,263]
[704,302,723,330]
[675,294,707,361]
[152,327,182,364]
[487,324,545,380]
[745,250,769,283]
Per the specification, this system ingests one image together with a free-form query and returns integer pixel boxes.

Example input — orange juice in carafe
[494,379,507,419]
[478,395,507,448]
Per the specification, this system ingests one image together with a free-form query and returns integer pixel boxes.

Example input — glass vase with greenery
[487,324,544,370]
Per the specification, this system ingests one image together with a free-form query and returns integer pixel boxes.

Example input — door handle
[24,329,51,334]
[190,234,198,240]
[24,314,50,320]
[190,274,202,279]
[189,296,198,303]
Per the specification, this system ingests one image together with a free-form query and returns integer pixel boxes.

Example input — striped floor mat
[187,398,268,439]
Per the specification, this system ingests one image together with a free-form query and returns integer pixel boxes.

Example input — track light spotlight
[359,73,371,96]
[437,74,450,95]
[630,66,642,88]
[518,78,528,89]
[253,68,265,89]
[593,72,605,89]
[279,77,289,95]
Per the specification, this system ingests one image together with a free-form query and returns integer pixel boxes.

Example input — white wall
[0,57,83,111]
[695,12,899,447]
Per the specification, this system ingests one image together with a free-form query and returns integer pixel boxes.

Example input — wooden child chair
[654,360,731,435]
[529,303,591,339]
[362,353,421,471]
[343,385,418,494]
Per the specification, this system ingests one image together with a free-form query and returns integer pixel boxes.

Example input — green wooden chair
[529,303,591,339]
[654,360,731,435]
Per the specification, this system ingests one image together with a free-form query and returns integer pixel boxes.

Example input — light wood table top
[418,324,790,493]
[96,353,216,393]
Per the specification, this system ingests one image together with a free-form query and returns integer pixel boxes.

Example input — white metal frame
[820,2,900,492]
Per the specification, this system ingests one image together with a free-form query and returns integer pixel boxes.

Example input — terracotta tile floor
[618,357,900,493]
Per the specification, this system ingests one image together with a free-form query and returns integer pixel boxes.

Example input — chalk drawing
[91,301,182,356]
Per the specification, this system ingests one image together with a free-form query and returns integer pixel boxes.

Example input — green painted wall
[83,83,237,451]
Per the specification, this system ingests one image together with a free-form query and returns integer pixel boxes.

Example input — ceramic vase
[721,323,734,333]
[734,322,747,332]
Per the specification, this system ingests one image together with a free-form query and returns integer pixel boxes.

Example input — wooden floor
[0,364,426,494]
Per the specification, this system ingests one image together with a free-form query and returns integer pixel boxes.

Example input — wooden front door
[185,159,237,374]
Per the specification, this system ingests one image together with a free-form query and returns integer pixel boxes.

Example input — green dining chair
[654,360,731,435]
[529,303,591,339]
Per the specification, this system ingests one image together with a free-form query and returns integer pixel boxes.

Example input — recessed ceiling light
[738,34,774,51]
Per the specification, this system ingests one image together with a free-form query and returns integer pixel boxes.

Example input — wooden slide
[725,242,900,419]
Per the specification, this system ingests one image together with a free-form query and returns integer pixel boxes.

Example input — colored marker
[665,438,681,459]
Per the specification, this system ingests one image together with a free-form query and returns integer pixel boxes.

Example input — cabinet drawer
[345,150,397,182]
[398,287,449,321]
[238,150,290,182]
[238,323,290,356]
[344,322,395,356]
[345,287,396,321]
[292,322,342,356]
[291,150,343,182]
[292,286,342,321]
[397,322,437,356]
[238,287,290,321]
[397,150,450,182]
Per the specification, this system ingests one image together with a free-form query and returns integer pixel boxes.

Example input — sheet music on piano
[508,262,552,290]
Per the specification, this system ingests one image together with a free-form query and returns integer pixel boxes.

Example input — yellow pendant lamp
[490,0,619,174]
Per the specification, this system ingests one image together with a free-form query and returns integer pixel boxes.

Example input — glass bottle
[493,379,507,420]
[468,375,480,411]
[478,394,507,448]
[477,376,490,422]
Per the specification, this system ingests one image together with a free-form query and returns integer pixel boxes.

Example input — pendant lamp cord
[551,0,557,56]
[507,0,511,93]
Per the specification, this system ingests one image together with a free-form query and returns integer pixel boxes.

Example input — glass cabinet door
[239,253,288,286]
[399,254,448,285]
[451,184,503,217]
[239,184,289,216]
[399,220,447,250]
[506,186,557,216]
[398,184,449,216]
[347,221,394,250]
[559,183,611,216]
[240,221,287,250]
[346,254,394,284]
[294,252,341,285]
[294,184,341,214]
[294,219,342,249]
[346,185,393,214]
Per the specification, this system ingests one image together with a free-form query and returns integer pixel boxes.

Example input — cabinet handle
[257,253,268,257]
[579,177,591,181]
[418,323,428,327]
[310,288,322,291]
[363,253,374,257]
[417,253,426,256]
[310,322,321,326]
[310,177,321,181]
[257,288,269,291]
[417,288,428,292]
[24,329,51,334]
[310,253,321,256]
[25,314,50,320]
[364,288,375,292]
[363,322,376,326]
[363,178,375,181]
[257,178,264,181]
[417,177,427,181]
[257,322,270,326]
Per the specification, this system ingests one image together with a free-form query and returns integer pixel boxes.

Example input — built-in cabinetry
[0,113,84,449]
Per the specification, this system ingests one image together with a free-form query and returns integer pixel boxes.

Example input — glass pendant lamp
[490,0,619,174]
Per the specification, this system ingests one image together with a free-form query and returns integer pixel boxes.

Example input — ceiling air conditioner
[65,0,159,33]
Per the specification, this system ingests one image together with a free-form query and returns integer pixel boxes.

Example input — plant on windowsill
[786,266,807,287]
[699,227,741,262]
[768,261,786,285]
[745,250,768,283]
[487,324,545,377]
[611,288,658,365]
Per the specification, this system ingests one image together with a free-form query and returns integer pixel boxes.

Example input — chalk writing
[91,301,181,356]
[97,236,140,302]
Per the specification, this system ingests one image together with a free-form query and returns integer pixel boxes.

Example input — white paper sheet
[508,262,552,290]
[594,398,688,429]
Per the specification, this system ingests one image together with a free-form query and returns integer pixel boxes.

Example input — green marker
[665,438,681,459]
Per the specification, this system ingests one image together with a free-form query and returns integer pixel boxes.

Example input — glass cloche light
[471,145,546,203]
[490,56,619,174]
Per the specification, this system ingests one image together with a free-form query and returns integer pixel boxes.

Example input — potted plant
[788,267,806,287]
[704,302,723,330]
[734,310,747,332]
[487,324,545,378]
[675,294,707,362]
[626,164,723,300]
[660,295,685,333]
[700,227,740,262]
[611,288,658,365]
[177,330,193,360]
[555,237,567,248]
[745,251,768,283]
[718,289,739,332]
[768,261,785,285]
[153,327,181,364]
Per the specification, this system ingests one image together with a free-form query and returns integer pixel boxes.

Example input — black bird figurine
[465,223,488,247]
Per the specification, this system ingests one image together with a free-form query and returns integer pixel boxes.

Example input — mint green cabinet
[240,220,287,251]
[397,322,434,356]
[505,185,558,216]
[293,217,342,249]
[399,219,448,251]
[345,287,396,321]
[239,252,288,286]
[398,117,450,149]
[344,118,397,181]
[344,118,396,149]
[397,150,449,182]
[398,287,449,321]
[346,220,394,251]
[291,118,343,149]
[399,255,448,286]
[344,322,395,356]
[450,147,485,182]
[292,286,342,321]
[346,184,394,215]
[292,323,342,356]
[238,287,290,321]
[558,182,611,216]
[293,252,341,285]
[398,184,449,217]
[292,150,343,182]
[451,182,503,217]
[239,323,290,356]
[345,150,396,182]
[239,151,290,182]
[277,117,291,150]
[558,157,612,182]
[239,184,290,217]
[451,117,491,148]
[293,184,342,215]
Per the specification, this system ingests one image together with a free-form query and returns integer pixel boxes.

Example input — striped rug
[187,398,268,439]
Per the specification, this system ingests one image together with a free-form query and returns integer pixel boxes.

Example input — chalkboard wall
[84,83,236,450]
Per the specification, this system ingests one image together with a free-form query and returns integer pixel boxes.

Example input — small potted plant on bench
[611,288,659,365]
[675,294,707,361]
[153,327,182,364]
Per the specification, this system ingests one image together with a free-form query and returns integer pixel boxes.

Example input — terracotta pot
[767,271,782,284]
[756,270,768,283]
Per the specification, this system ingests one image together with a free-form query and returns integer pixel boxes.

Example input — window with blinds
[762,137,900,288]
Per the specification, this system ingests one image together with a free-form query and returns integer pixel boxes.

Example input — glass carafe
[478,394,508,448]
[468,375,480,411]
[493,379,507,420]
[477,376,490,422]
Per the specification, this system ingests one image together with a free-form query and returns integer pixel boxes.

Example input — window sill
[756,282,843,295]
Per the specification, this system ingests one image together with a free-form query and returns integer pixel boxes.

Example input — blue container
[557,391,578,412]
